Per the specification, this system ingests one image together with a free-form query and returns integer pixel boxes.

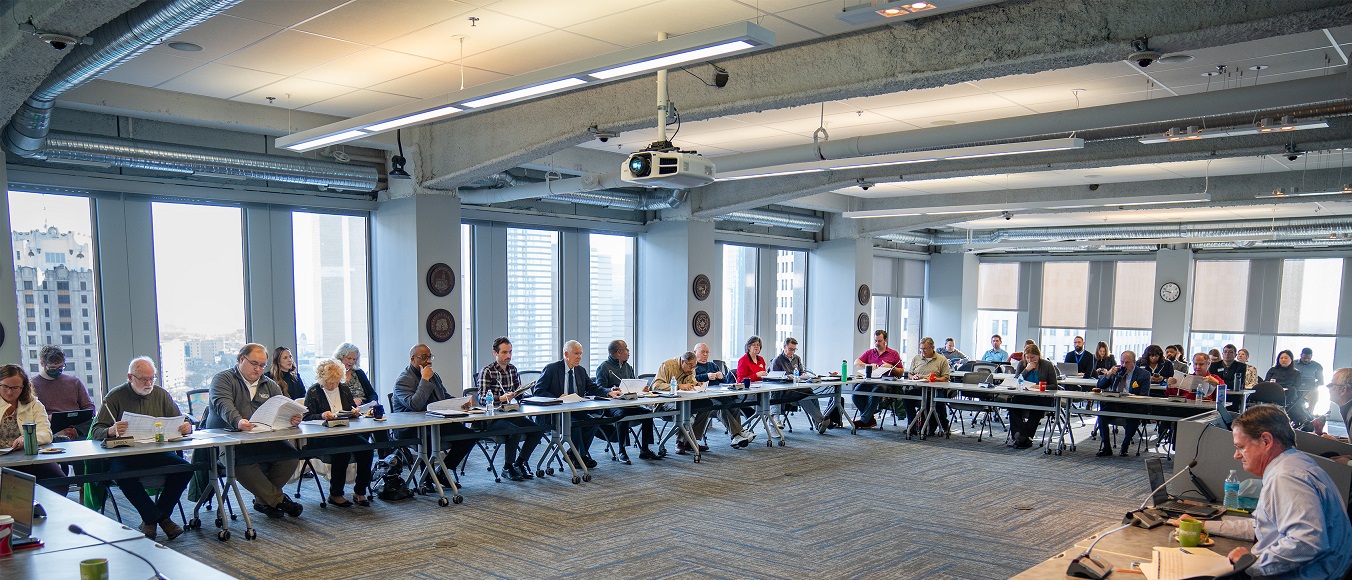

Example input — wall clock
[1159,282,1181,302]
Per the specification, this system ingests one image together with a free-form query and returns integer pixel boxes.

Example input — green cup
[80,558,109,580]
[1177,519,1204,547]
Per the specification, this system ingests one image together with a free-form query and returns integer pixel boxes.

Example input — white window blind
[977,263,1019,310]
[1113,261,1156,329]
[1277,258,1343,335]
[900,259,926,298]
[871,257,895,296]
[1040,262,1088,328]
[1190,260,1249,333]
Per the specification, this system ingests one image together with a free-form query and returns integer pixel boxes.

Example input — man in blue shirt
[980,334,1009,363]
[1193,405,1352,579]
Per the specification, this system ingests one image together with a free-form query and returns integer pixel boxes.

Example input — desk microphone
[69,524,170,580]
[1067,460,1198,579]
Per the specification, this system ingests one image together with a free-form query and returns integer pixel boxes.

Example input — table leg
[559,410,591,483]
[425,424,461,505]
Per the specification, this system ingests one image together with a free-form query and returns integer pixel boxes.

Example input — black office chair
[1250,381,1285,406]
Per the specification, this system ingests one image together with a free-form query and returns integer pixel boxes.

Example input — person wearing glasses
[1327,368,1352,436]
[392,344,476,485]
[203,343,304,519]
[0,364,66,493]
[91,357,193,540]
[31,344,95,440]
[333,342,376,407]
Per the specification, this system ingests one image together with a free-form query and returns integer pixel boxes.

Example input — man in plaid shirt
[477,337,543,481]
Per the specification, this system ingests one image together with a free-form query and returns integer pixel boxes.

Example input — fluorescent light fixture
[838,0,1001,25]
[1255,185,1352,199]
[277,22,775,151]
[365,105,462,132]
[718,138,1083,181]
[843,191,1208,219]
[1139,118,1327,144]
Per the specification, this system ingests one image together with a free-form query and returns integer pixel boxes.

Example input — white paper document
[355,400,377,413]
[618,379,648,394]
[121,411,188,442]
[247,396,306,432]
[427,396,472,412]
[1142,547,1231,580]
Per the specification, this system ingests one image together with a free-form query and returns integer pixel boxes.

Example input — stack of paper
[1141,547,1232,580]
[248,396,307,432]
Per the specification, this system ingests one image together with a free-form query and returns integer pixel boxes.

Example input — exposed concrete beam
[825,212,977,239]
[419,0,1352,189]
[782,192,854,214]
[688,173,860,218]
[518,146,628,178]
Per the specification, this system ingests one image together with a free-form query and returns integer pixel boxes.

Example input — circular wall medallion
[692,274,711,301]
[692,310,711,337]
[856,312,871,334]
[857,284,871,305]
[426,309,455,342]
[426,262,455,297]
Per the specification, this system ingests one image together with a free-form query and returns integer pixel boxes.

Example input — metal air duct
[718,210,825,232]
[922,217,1352,245]
[542,188,686,210]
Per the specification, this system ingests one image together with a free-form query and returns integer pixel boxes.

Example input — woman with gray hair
[332,342,376,406]
[303,358,374,508]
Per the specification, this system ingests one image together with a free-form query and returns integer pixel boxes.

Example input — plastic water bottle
[669,376,678,394]
[154,422,165,443]
[793,367,800,384]
[485,391,496,415]
[1223,469,1241,509]
[1017,376,1025,390]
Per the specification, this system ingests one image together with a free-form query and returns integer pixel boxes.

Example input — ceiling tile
[1021,89,1152,114]
[368,63,509,99]
[296,48,442,88]
[149,15,283,62]
[216,30,364,76]
[993,75,1153,107]
[225,0,352,27]
[460,30,622,76]
[155,63,285,99]
[762,110,900,136]
[232,77,357,109]
[772,2,861,36]
[298,89,418,117]
[1326,25,1352,46]
[295,0,477,46]
[684,132,812,152]
[97,52,206,87]
[378,12,552,64]
[678,124,794,145]
[724,101,857,125]
[564,0,758,48]
[869,92,1019,120]
[882,104,1030,127]
[1148,49,1339,90]
[837,83,988,112]
[483,0,660,29]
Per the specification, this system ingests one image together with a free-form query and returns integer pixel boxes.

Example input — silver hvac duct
[4,0,243,158]
[719,210,825,232]
[1192,238,1352,250]
[461,172,518,190]
[542,188,686,210]
[923,217,1352,245]
[45,132,378,191]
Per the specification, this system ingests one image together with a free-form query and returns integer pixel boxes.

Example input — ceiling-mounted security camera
[587,125,617,143]
[1002,211,1013,221]
[1285,143,1303,162]
[19,22,91,51]
[1128,37,1161,68]
[856,178,873,191]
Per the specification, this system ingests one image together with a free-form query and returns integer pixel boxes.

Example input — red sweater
[737,354,767,382]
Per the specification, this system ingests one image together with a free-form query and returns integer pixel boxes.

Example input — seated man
[91,357,193,540]
[1063,336,1094,378]
[659,350,755,452]
[535,340,622,469]
[392,344,477,483]
[1182,405,1352,578]
[936,338,966,368]
[31,344,95,440]
[1293,347,1324,395]
[1332,368,1352,429]
[770,337,836,432]
[1094,350,1151,457]
[476,337,543,481]
[1166,353,1223,400]
[980,334,1009,363]
[1208,344,1247,391]
[902,337,951,436]
[203,343,303,519]
[852,330,903,430]
[594,339,658,461]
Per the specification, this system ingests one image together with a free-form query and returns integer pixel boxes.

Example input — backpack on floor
[371,455,413,501]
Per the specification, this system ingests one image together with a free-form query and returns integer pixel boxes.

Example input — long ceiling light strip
[843,191,1210,218]
[1139,117,1327,144]
[277,22,776,152]
[717,137,1084,181]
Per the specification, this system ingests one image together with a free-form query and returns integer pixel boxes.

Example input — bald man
[392,344,476,482]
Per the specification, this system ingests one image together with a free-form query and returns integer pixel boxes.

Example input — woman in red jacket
[737,336,769,382]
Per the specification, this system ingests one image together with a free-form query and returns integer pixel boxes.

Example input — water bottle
[793,367,800,384]
[669,376,678,394]
[154,422,165,443]
[485,391,496,416]
[1017,375,1025,390]
[841,360,849,382]
[1223,469,1241,509]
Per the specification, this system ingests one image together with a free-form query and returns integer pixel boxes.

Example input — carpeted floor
[91,410,1185,580]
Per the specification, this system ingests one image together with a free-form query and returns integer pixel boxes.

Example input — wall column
[924,252,978,356]
[92,196,160,385]
[807,238,872,374]
[637,220,716,369]
[1152,248,1194,350]
[244,205,296,355]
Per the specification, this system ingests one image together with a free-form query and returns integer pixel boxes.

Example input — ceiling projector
[621,151,716,188]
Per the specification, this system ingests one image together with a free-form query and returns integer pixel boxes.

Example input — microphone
[69,524,170,580]
[1067,460,1199,579]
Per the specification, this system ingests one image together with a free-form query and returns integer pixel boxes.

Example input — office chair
[1250,382,1285,406]
[948,370,1003,441]
[185,389,210,425]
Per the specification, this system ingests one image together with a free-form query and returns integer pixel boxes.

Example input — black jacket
[536,360,609,398]
[303,384,358,421]
[1263,365,1302,389]
[275,370,306,400]
[1064,349,1095,377]
[1092,355,1117,378]
[1209,360,1247,389]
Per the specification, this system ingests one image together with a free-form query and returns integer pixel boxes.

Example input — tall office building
[587,239,634,370]
[295,213,369,365]
[775,250,806,348]
[507,228,559,371]
[11,226,100,397]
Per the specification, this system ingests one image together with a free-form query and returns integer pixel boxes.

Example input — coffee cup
[865,364,874,378]
[742,378,751,389]
[80,558,109,580]
[1177,519,1204,547]
[372,403,385,420]
[928,372,937,382]
[21,423,37,455]
[0,514,13,557]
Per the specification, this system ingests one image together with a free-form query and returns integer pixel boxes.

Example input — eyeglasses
[0,385,23,392]
[244,359,268,370]
[414,354,435,362]
[130,374,156,383]
[44,363,65,370]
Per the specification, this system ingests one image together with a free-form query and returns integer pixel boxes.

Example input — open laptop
[49,409,94,433]
[1056,362,1080,378]
[1145,458,1225,518]
[0,467,39,544]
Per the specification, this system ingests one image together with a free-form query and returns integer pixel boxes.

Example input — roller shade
[1040,262,1088,328]
[1190,260,1249,333]
[1113,261,1156,329]
[978,263,1019,310]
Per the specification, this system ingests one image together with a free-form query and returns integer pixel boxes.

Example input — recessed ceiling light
[1248,65,1269,71]
[931,120,956,126]
[1201,70,1223,77]
[167,41,202,52]
[1157,54,1193,64]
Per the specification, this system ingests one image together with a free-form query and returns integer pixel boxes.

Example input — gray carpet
[106,416,1171,579]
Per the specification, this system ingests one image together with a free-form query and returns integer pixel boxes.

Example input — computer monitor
[0,467,37,539]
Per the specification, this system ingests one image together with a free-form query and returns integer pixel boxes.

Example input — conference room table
[1013,517,1252,579]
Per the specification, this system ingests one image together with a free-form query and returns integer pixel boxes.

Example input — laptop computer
[1145,458,1225,518]
[0,467,39,544]
[49,409,94,433]
[1056,362,1080,378]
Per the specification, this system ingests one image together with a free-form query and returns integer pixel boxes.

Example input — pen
[1179,548,1192,554]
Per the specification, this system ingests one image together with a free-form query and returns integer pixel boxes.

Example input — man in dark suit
[391,344,476,477]
[1095,350,1152,457]
[535,340,621,469]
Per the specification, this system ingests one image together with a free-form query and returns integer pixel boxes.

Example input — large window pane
[589,234,635,370]
[721,244,757,364]
[1278,259,1343,335]
[1113,261,1156,329]
[461,224,474,387]
[9,191,103,402]
[775,250,807,348]
[1112,329,1153,359]
[1040,262,1088,328]
[1039,328,1083,362]
[1191,260,1249,332]
[975,310,1019,355]
[152,203,246,409]
[977,262,1019,310]
[292,212,369,384]
[872,296,896,352]
[1189,332,1245,359]
[1273,336,1336,383]
[899,296,922,359]
[507,228,559,372]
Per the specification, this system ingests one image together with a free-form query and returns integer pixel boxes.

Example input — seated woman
[303,358,374,508]
[1091,341,1116,378]
[1140,344,1174,385]
[1008,344,1059,449]
[0,364,67,494]
[270,346,306,399]
[333,343,376,406]
[1264,349,1302,390]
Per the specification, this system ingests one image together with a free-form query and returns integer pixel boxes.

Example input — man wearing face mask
[90,357,193,541]
[31,344,94,439]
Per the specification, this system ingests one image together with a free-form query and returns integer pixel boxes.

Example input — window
[588,234,636,370]
[152,203,246,409]
[1111,329,1153,358]
[976,263,1020,354]
[507,228,559,372]
[292,212,370,382]
[774,250,807,350]
[1113,261,1155,329]
[1040,262,1088,328]
[721,244,758,363]
[8,191,103,400]
[1039,328,1082,362]
[1273,258,1343,376]
[461,224,475,388]
[1190,260,1249,358]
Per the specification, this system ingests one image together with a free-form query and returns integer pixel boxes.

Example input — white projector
[621,151,716,188]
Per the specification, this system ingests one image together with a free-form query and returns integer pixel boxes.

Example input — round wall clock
[692,274,711,301]
[426,262,455,297]
[856,312,870,334]
[857,284,871,305]
[692,310,711,337]
[1159,282,1181,303]
[426,309,455,342]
